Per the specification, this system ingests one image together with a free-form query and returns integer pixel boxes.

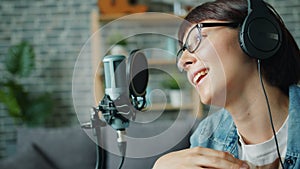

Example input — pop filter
[127,49,149,98]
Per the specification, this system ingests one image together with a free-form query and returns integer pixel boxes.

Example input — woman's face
[178,20,256,106]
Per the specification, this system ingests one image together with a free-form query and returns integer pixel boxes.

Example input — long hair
[178,0,300,95]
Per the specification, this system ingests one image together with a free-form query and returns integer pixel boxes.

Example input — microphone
[100,50,148,131]
[100,50,148,168]
[101,54,130,131]
[103,55,127,101]
[81,49,148,169]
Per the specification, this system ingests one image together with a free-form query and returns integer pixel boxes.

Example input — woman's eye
[195,35,201,43]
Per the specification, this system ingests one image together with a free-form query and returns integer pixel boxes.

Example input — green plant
[107,31,128,46]
[0,41,53,127]
[160,76,180,90]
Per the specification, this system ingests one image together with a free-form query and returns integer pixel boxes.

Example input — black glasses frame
[176,22,239,71]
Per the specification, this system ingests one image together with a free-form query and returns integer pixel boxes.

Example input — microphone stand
[81,94,131,169]
[81,107,107,169]
[92,108,107,169]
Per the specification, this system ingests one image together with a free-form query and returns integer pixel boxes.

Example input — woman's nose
[177,51,197,72]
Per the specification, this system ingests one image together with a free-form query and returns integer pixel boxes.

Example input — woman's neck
[226,79,289,145]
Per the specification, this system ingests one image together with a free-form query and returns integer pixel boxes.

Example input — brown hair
[178,0,300,95]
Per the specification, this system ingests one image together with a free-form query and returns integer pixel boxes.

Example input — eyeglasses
[176,22,239,72]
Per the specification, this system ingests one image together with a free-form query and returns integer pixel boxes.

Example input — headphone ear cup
[239,7,282,59]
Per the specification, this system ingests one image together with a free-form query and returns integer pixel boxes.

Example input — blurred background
[0,0,299,168]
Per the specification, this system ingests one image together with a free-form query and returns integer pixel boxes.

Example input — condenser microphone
[100,50,149,131]
[101,55,130,131]
[102,55,128,101]
[101,51,148,169]
[83,50,148,169]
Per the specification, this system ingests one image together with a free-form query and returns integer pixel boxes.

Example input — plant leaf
[20,41,35,77]
[6,45,20,75]
[6,41,35,77]
[25,93,53,126]
[0,87,21,117]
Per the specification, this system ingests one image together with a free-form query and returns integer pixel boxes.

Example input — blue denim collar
[286,85,300,154]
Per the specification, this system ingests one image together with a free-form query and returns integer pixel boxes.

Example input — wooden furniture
[98,0,147,14]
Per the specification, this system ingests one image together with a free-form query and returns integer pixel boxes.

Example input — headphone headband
[247,0,265,11]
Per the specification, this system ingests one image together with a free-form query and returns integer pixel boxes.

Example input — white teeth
[193,69,208,84]
[193,73,201,84]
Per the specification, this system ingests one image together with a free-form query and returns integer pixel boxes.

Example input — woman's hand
[153,147,250,169]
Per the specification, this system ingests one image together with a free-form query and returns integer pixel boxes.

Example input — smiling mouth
[193,69,209,85]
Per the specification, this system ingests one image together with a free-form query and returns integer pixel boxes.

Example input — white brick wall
[0,0,97,158]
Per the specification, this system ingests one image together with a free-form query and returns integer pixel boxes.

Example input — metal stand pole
[82,108,107,169]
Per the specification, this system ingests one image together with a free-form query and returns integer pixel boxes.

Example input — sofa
[0,117,197,169]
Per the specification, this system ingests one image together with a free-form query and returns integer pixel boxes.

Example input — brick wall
[268,0,300,44]
[0,0,299,159]
[0,0,97,158]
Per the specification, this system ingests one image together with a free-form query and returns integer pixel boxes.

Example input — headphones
[239,0,282,60]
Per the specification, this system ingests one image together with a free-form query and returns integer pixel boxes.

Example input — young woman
[153,0,300,168]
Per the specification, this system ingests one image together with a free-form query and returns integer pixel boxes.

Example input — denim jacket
[190,85,300,169]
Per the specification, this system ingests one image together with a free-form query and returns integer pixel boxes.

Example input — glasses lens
[176,25,201,72]
[186,26,201,53]
[176,48,184,72]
